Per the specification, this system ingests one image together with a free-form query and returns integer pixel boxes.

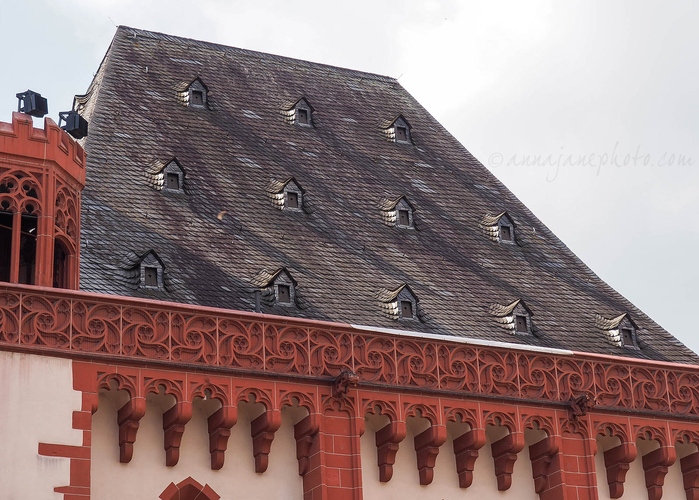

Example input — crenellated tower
[0,112,85,289]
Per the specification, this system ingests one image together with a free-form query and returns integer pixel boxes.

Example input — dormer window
[138,250,165,291]
[500,225,512,242]
[176,78,209,109]
[480,211,517,245]
[251,267,299,308]
[380,195,416,229]
[266,177,305,212]
[489,299,533,335]
[144,266,158,287]
[400,300,413,318]
[377,284,421,321]
[595,313,640,349]
[277,284,291,303]
[383,115,412,144]
[190,90,204,106]
[287,191,299,209]
[282,97,314,127]
[145,158,185,194]
[166,173,180,190]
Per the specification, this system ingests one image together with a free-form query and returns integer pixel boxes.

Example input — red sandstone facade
[1,116,699,500]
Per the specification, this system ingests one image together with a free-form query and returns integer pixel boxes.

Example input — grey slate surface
[77,26,698,363]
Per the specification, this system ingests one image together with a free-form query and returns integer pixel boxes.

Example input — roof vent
[266,177,309,213]
[595,313,640,349]
[145,158,185,193]
[377,284,424,321]
[480,211,517,244]
[379,195,416,229]
[282,97,315,127]
[176,78,209,108]
[489,299,533,335]
[382,115,412,144]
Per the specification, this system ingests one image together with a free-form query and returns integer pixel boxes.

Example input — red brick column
[301,396,363,500]
[552,415,599,500]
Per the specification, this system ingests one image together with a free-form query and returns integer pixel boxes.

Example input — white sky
[2,0,697,354]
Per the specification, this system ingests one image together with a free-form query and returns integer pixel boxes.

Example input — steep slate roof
[77,26,697,363]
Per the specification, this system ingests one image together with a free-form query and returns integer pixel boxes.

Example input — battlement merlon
[0,112,86,187]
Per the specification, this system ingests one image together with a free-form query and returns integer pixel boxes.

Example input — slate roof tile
[76,26,697,363]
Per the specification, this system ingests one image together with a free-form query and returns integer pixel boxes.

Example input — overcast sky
[2,0,697,355]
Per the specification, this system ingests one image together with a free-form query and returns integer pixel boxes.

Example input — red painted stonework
[159,477,219,500]
[0,113,84,289]
[3,283,697,499]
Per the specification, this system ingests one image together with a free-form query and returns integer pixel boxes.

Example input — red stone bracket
[117,396,147,463]
[163,401,193,466]
[682,452,699,500]
[414,424,447,485]
[491,431,525,491]
[604,442,637,498]
[529,436,560,494]
[375,421,407,482]
[294,414,320,475]
[642,446,676,500]
[251,408,282,473]
[453,428,487,488]
[208,406,237,470]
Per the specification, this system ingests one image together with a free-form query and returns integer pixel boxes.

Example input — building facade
[1,27,698,500]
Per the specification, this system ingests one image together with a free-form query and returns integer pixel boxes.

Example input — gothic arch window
[160,477,220,500]
[53,238,72,289]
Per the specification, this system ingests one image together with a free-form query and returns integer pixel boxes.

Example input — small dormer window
[480,212,517,245]
[395,126,407,142]
[144,267,158,287]
[166,173,180,190]
[621,328,633,346]
[515,315,528,333]
[178,78,209,109]
[383,115,412,144]
[266,177,306,213]
[283,97,314,127]
[377,284,421,321]
[297,108,309,125]
[277,284,291,303]
[400,300,413,319]
[595,313,640,349]
[500,225,512,242]
[489,299,533,335]
[380,195,416,229]
[146,158,185,194]
[138,250,165,291]
[287,191,299,209]
[190,90,204,106]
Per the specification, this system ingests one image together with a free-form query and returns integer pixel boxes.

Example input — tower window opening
[0,211,12,282]
[53,241,68,289]
[18,214,37,285]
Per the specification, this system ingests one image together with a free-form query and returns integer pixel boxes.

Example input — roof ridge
[116,25,399,84]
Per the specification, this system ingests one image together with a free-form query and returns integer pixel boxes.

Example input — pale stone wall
[361,421,540,500]
[0,351,82,500]
[91,392,304,499]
